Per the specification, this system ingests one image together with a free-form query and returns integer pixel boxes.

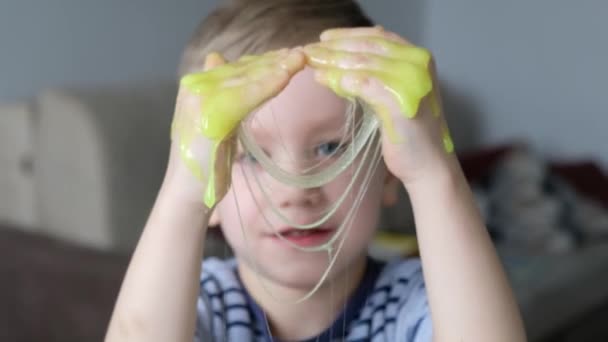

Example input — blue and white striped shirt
[195,257,432,342]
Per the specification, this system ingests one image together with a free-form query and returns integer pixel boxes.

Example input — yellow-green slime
[173,56,266,208]
[305,39,454,152]
[174,43,454,208]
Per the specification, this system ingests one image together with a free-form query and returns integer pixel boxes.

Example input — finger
[201,68,293,140]
[234,67,294,113]
[238,54,259,63]
[222,49,305,88]
[306,45,432,118]
[440,118,455,153]
[314,65,431,119]
[181,52,226,91]
[182,49,304,142]
[184,49,279,80]
[179,52,228,94]
[305,44,394,71]
[183,49,298,91]
[313,37,398,56]
[232,48,289,70]
[203,52,227,71]
[238,48,287,60]
[239,48,304,76]
[311,38,431,68]
[427,58,442,117]
[336,72,424,144]
[320,26,407,44]
[311,67,364,99]
[313,68,405,142]
[278,48,307,73]
[220,64,275,88]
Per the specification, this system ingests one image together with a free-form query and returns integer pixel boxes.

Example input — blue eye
[238,151,258,164]
[316,141,343,157]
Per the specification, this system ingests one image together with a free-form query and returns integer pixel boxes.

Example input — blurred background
[1,0,607,341]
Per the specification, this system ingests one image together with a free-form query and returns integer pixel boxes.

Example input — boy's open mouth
[269,227,335,247]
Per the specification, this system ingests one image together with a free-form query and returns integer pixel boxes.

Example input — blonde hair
[179,0,374,76]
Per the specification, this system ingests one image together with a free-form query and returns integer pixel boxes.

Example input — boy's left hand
[304,26,456,188]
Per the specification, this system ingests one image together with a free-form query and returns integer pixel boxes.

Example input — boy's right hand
[163,49,306,210]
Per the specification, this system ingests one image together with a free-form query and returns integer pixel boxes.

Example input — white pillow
[35,81,176,251]
[0,102,38,229]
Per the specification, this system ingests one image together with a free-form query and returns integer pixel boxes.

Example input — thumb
[203,52,227,71]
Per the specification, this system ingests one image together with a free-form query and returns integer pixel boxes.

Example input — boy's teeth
[284,229,318,237]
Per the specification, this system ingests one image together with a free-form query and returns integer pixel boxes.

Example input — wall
[1,0,605,167]
[424,0,607,166]
[0,0,220,101]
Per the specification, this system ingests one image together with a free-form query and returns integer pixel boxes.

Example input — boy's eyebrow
[243,102,362,146]
[243,118,277,146]
[313,107,363,137]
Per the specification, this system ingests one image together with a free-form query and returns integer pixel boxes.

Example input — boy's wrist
[403,155,464,199]
[159,173,213,222]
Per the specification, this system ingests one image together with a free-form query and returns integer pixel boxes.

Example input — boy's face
[212,67,397,288]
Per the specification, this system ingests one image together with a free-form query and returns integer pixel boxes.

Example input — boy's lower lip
[268,229,335,247]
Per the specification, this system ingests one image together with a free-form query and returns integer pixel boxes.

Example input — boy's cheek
[381,173,400,207]
[208,209,221,227]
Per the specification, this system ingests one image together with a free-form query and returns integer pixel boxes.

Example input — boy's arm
[304,26,526,341]
[408,156,527,342]
[104,179,211,342]
[104,50,306,342]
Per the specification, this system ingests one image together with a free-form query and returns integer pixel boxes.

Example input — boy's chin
[240,253,343,290]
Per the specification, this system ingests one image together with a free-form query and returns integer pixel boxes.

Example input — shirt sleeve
[194,288,214,342]
[394,265,433,342]
[411,314,433,342]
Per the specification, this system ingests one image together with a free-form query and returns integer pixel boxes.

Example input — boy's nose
[272,178,324,209]
[264,150,327,208]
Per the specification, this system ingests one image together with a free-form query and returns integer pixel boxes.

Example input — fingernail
[320,29,334,41]
[203,52,220,70]
[269,48,288,57]
[304,44,323,54]
[314,70,325,82]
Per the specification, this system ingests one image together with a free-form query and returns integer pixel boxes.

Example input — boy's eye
[238,151,258,164]
[316,141,344,157]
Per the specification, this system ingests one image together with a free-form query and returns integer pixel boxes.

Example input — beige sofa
[0,81,418,254]
[0,81,177,252]
[0,84,412,341]
[4,81,608,341]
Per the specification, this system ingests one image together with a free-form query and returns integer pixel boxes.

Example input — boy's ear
[208,208,221,227]
[382,171,400,207]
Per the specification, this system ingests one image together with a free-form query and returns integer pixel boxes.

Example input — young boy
[106,1,526,341]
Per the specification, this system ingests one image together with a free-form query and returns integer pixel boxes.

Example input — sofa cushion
[35,81,176,251]
[0,102,37,228]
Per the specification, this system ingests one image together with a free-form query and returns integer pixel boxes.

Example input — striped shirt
[195,257,432,342]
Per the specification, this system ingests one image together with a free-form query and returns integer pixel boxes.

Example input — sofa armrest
[0,102,37,228]
[35,81,176,252]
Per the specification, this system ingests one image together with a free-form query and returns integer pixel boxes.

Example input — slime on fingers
[172,39,454,209]
[172,51,295,208]
[305,37,454,153]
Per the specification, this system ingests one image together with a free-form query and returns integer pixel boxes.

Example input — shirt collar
[237,256,384,342]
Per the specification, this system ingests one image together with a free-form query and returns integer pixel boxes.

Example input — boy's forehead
[247,67,350,135]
